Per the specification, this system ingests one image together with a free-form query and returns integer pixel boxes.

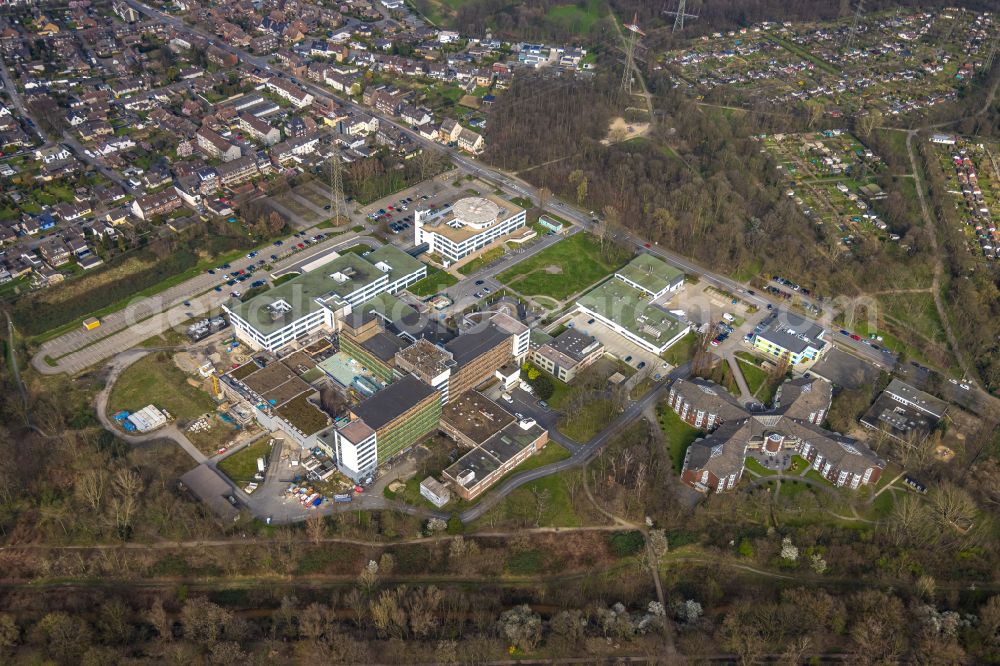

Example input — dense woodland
[484,70,925,297]
[483,62,1000,391]
[0,361,999,662]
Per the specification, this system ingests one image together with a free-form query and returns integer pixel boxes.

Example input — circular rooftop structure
[453,196,500,229]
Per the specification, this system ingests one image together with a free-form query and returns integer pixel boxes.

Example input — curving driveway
[95,348,207,463]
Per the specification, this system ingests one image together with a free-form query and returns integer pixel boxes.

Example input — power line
[847,0,865,48]
[620,13,645,97]
[328,148,345,226]
[985,33,998,72]
[664,0,699,33]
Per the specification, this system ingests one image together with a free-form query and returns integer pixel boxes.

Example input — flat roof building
[752,311,827,365]
[860,379,947,442]
[419,476,451,507]
[415,195,526,264]
[532,327,604,383]
[443,416,549,500]
[615,253,685,300]
[223,246,425,352]
[321,374,442,482]
[440,390,516,448]
[576,278,690,354]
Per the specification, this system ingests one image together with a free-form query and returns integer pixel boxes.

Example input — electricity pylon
[328,149,344,226]
[620,13,645,97]
[847,0,865,48]
[664,0,699,33]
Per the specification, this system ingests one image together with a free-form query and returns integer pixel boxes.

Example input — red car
[297,242,305,248]
[850,334,861,341]
[354,485,364,493]
[643,243,651,248]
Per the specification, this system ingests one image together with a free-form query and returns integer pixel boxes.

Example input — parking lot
[360,173,492,245]
[808,347,882,390]
[563,311,664,374]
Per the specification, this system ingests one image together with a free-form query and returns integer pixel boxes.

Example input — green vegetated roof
[616,253,684,294]
[577,278,684,347]
[228,247,420,336]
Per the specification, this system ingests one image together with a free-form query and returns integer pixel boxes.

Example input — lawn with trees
[497,232,626,300]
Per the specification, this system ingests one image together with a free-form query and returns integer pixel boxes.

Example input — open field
[407,266,458,297]
[497,233,624,300]
[218,438,273,486]
[108,353,217,422]
[546,0,604,35]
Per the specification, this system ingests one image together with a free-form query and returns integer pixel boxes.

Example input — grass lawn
[495,470,581,528]
[218,438,273,486]
[788,455,810,475]
[407,266,458,297]
[109,353,217,422]
[804,468,833,486]
[743,457,770,476]
[457,245,506,276]
[871,488,900,518]
[496,233,624,300]
[513,441,572,471]
[661,331,699,367]
[777,478,814,499]
[338,243,372,256]
[656,404,702,473]
[736,357,769,395]
[273,273,300,286]
[558,399,617,443]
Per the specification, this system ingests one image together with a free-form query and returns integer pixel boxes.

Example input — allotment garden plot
[762,130,890,252]
[664,8,995,117]
[931,137,1000,263]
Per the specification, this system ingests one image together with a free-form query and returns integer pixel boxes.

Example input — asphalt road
[443,227,579,306]
[33,231,379,374]
[118,0,985,385]
[458,363,691,523]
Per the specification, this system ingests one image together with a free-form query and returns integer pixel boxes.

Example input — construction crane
[664,0,699,33]
[620,13,645,97]
[211,372,222,401]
